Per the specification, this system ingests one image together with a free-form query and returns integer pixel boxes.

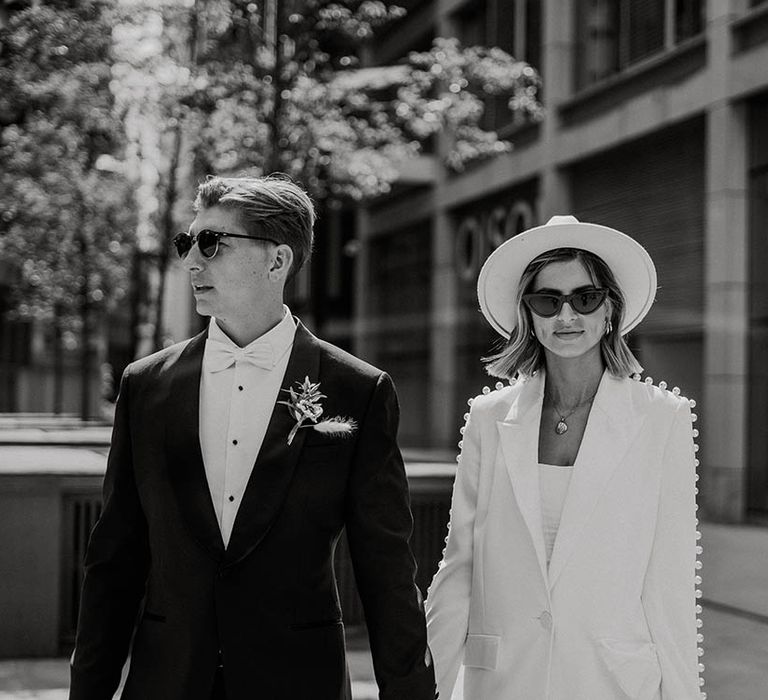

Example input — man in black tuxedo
[69,175,436,700]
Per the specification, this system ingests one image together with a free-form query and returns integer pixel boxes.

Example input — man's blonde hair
[194,174,315,280]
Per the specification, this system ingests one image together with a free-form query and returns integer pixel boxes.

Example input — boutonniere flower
[278,376,357,445]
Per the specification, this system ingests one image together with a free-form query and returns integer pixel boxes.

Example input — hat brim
[477,221,657,338]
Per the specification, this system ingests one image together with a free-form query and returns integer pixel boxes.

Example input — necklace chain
[547,385,600,435]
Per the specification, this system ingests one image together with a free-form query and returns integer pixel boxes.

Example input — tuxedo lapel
[165,330,225,561]
[496,373,549,586]
[547,373,644,589]
[223,321,321,568]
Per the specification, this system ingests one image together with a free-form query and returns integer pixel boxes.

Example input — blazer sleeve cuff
[378,661,437,700]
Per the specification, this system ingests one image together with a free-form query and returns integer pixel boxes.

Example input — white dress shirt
[199,307,296,547]
[539,463,573,566]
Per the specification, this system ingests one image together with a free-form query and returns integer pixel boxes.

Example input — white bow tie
[203,338,274,373]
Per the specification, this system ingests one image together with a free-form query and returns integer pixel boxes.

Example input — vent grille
[60,493,102,652]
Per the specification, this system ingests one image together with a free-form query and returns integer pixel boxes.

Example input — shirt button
[232,439,238,445]
[238,386,244,391]
[228,495,234,502]
[539,610,553,631]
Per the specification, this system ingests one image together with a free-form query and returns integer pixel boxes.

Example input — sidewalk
[697,522,768,700]
[0,635,377,700]
[1,522,766,699]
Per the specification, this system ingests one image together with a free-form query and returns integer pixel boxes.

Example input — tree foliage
[0,0,135,328]
[180,0,542,199]
[0,0,542,362]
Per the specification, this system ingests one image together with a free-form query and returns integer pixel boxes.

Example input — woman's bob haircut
[484,247,643,380]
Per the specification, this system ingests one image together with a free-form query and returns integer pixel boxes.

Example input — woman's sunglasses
[522,288,608,317]
[172,229,279,260]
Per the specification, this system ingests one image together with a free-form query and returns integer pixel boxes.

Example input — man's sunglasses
[172,229,279,260]
[522,288,608,317]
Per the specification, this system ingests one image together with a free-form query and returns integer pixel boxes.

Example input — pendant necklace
[549,386,600,435]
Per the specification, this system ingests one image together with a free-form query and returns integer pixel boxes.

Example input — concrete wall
[0,449,104,658]
[0,484,62,657]
[0,447,452,658]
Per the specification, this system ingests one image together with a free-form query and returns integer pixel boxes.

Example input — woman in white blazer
[426,216,704,700]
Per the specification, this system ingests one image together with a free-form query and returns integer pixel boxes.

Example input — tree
[109,0,200,357]
[1,0,543,402]
[0,0,136,418]
[111,0,542,352]
[188,1,542,199]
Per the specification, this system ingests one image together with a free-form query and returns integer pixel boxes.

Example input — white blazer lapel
[547,373,645,589]
[496,373,548,586]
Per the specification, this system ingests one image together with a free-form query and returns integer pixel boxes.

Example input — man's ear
[269,244,294,281]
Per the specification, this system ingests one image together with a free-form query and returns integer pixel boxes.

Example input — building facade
[3,0,767,525]
[345,0,768,524]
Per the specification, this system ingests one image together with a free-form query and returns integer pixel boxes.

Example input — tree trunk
[129,248,142,362]
[77,227,91,421]
[53,303,64,415]
[152,121,183,351]
[79,293,91,421]
[265,0,285,174]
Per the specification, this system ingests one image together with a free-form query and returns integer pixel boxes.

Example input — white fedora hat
[477,215,657,338]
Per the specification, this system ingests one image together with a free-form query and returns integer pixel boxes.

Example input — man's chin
[194,301,213,317]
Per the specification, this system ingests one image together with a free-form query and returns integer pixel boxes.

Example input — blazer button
[539,610,553,631]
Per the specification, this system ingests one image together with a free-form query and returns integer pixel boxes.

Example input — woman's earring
[605,319,613,336]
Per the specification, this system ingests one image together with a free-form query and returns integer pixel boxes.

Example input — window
[628,0,666,63]
[0,285,32,411]
[676,0,705,42]
[367,223,432,446]
[524,0,543,73]
[458,0,488,47]
[455,0,542,131]
[748,97,768,519]
[575,0,704,90]
[369,223,431,318]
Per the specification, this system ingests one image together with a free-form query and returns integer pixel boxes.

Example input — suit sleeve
[641,399,702,699]
[344,372,436,700]
[69,368,150,700]
[425,398,481,700]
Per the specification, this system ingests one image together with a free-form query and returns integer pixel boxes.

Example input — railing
[334,485,452,626]
[59,493,102,651]
[57,464,455,649]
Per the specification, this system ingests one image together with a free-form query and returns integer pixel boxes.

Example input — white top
[539,463,574,566]
[199,307,296,547]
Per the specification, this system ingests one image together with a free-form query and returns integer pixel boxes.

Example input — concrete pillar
[539,169,572,222]
[162,263,194,345]
[538,0,575,218]
[352,206,373,361]
[429,208,459,448]
[701,0,750,521]
[424,6,462,450]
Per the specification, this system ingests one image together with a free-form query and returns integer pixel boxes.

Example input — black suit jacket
[69,322,435,700]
